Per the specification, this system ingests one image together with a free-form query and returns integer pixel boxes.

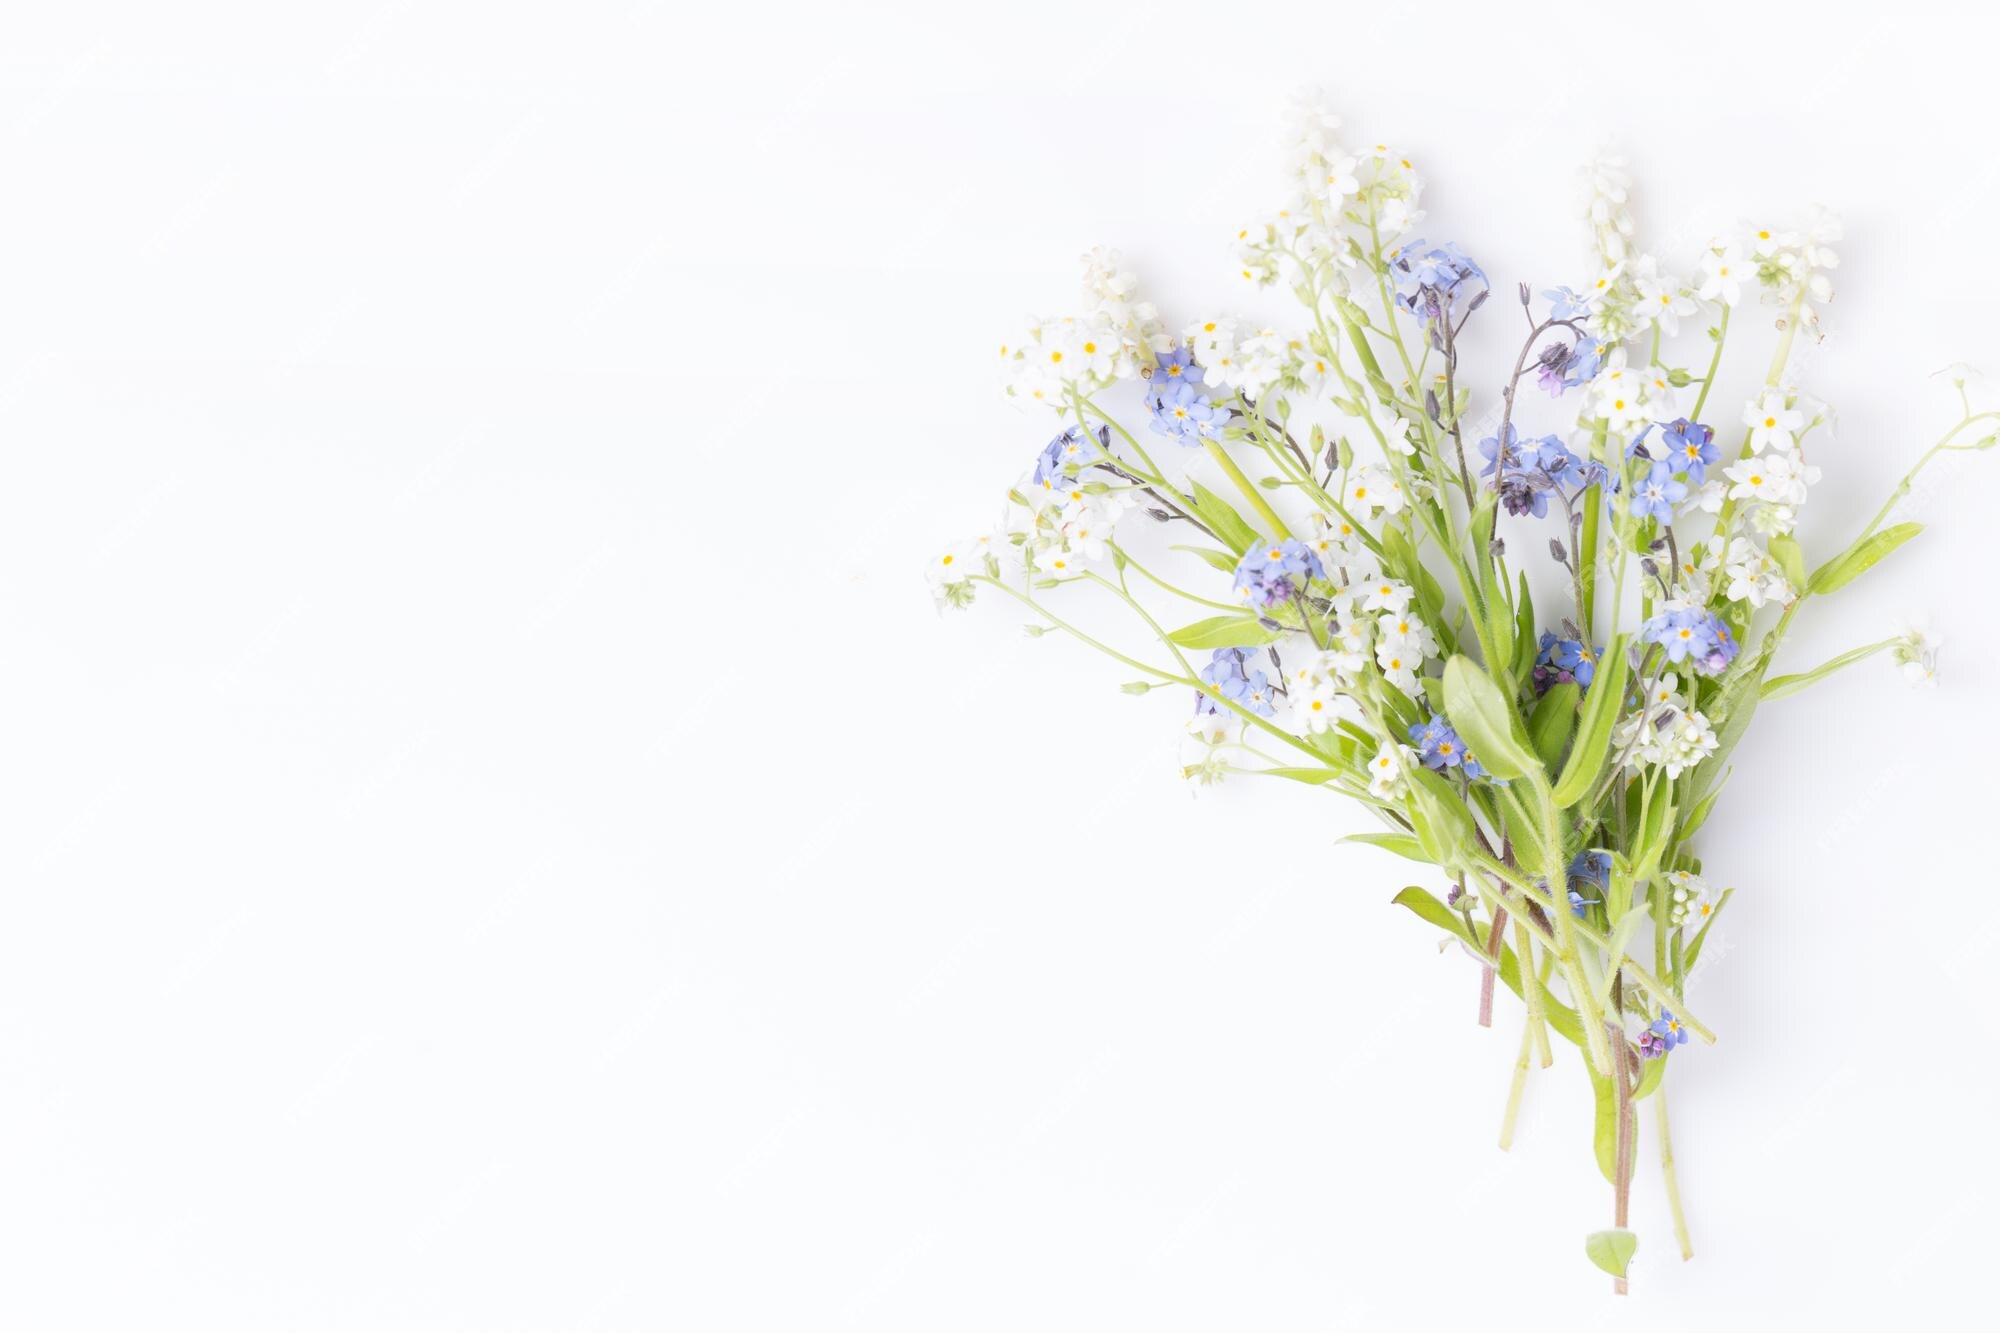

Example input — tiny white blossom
[1696,241,1748,307]
[1743,392,1806,452]
[1368,741,1415,800]
[1894,627,1941,687]
[1343,464,1405,516]
[1358,576,1415,615]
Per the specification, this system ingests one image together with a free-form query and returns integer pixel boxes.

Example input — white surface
[2,2,1997,1328]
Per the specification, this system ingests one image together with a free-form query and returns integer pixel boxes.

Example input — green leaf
[1187,481,1261,556]
[1440,655,1539,783]
[1762,640,1894,702]
[1390,886,1475,948]
[1683,886,1734,973]
[1166,615,1283,650]
[1809,521,1923,595]
[1528,682,1580,769]
[1677,784,1722,840]
[1591,1067,1618,1182]
[1406,768,1477,868]
[1552,636,1631,807]
[1258,766,1345,785]
[1633,1054,1667,1101]
[1594,906,1651,1005]
[1511,572,1539,686]
[1585,1229,1638,1279]
[1342,830,1429,862]
[1171,544,1240,574]
[1767,532,1808,591]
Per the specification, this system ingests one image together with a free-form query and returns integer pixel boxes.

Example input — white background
[3,2,1996,1328]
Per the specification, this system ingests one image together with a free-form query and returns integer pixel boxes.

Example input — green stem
[1202,438,1292,539]
[1689,305,1730,422]
[1658,1085,1694,1260]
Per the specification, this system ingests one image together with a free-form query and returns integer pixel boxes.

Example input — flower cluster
[1534,632,1599,693]
[938,96,1993,1285]
[1389,240,1487,326]
[1233,539,1326,610]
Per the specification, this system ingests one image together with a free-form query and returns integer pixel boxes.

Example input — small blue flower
[1148,378,1228,445]
[1542,286,1593,321]
[1032,425,1106,489]
[1535,333,1604,396]
[1407,715,1486,780]
[1232,539,1326,610]
[1628,460,1689,522]
[1389,240,1488,325]
[1569,849,1612,890]
[1643,1007,1690,1058]
[1568,888,1599,919]
[1640,604,1739,675]
[1144,348,1204,399]
[1534,632,1600,693]
[1196,646,1276,717]
[1659,418,1720,482]
[1477,423,1526,478]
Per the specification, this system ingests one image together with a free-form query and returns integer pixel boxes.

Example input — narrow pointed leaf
[1809,521,1923,595]
[1552,633,1631,807]
[1166,615,1283,650]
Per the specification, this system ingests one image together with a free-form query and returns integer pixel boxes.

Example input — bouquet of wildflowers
[932,95,1993,1289]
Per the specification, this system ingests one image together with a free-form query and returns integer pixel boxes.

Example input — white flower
[1313,154,1360,203]
[1722,536,1791,608]
[1304,510,1365,569]
[1578,148,1636,266]
[1615,684,1717,780]
[1725,450,1808,505]
[1364,400,1415,456]
[1633,261,1697,338]
[1673,542,1722,602]
[1188,710,1234,745]
[1326,618,1372,679]
[1590,366,1652,434]
[1642,370,1687,424]
[1187,315,1240,364]
[926,543,981,607]
[1375,611,1438,663]
[1368,741,1415,800]
[1233,328,1296,400]
[1743,392,1806,452]
[1290,668,1357,734]
[1665,870,1713,928]
[1343,464,1405,516]
[1746,502,1800,537]
[1696,241,1748,307]
[1058,490,1132,561]
[1358,575,1415,615]
[1894,627,1941,687]
[1375,647,1422,696]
